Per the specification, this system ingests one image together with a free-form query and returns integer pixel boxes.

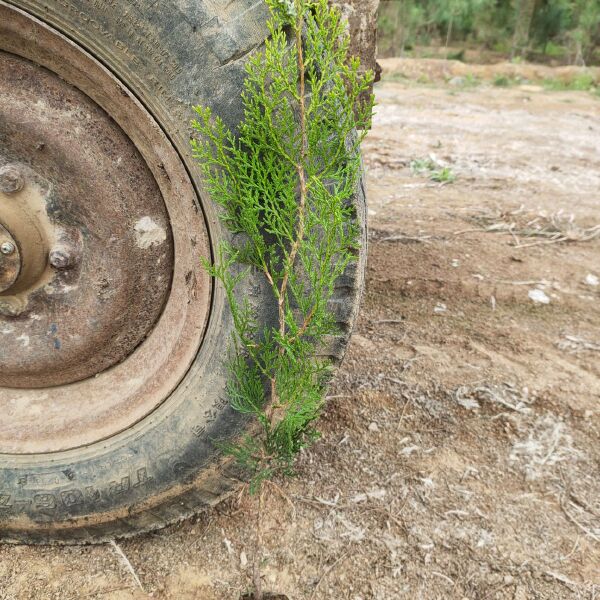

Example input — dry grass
[457,205,600,248]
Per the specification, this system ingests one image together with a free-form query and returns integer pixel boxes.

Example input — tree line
[378,0,600,65]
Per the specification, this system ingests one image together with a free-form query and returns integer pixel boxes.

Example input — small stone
[222,537,233,555]
[434,302,448,314]
[585,273,599,287]
[528,289,550,305]
[368,422,380,433]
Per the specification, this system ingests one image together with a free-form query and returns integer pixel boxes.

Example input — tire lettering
[1,466,151,515]
[109,476,130,496]
[61,490,84,507]
[34,493,56,510]
[133,467,151,487]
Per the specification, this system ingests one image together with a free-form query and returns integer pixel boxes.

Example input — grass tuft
[411,157,456,184]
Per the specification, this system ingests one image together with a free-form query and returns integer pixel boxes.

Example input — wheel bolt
[0,298,25,318]
[49,247,78,270]
[0,241,15,255]
[0,165,25,194]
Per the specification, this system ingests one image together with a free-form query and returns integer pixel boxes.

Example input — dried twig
[253,489,265,600]
[558,335,600,354]
[456,208,600,247]
[109,540,145,592]
[310,549,352,600]
[265,479,296,519]
[81,587,131,598]
[544,570,578,592]
[560,501,600,544]
[372,319,405,325]
[431,571,455,586]
[380,234,433,243]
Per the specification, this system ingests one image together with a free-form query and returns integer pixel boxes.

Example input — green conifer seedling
[191,0,374,492]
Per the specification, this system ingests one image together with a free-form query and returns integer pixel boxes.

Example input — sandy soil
[1,64,600,600]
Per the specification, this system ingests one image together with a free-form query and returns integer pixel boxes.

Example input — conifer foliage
[191,0,374,490]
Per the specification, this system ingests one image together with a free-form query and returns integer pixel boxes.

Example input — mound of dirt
[380,56,600,85]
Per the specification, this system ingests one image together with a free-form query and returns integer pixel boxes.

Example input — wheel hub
[0,165,58,316]
[0,3,212,455]
[0,51,173,389]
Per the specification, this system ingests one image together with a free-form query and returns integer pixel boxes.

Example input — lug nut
[49,246,78,270]
[0,165,24,194]
[0,242,15,255]
[0,298,25,318]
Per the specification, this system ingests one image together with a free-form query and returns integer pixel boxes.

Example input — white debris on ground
[585,273,599,287]
[558,335,600,353]
[509,415,581,480]
[454,383,535,413]
[529,288,551,304]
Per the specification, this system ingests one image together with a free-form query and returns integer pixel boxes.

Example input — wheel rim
[0,3,212,454]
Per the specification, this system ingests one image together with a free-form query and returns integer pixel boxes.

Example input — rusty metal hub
[0,51,173,389]
[0,5,212,455]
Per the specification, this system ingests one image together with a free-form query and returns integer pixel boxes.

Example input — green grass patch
[544,41,568,59]
[493,74,512,87]
[543,73,597,91]
[411,157,456,183]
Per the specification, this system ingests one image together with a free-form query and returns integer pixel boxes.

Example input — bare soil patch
[1,65,600,600]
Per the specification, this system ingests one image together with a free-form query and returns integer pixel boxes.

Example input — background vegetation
[378,0,600,65]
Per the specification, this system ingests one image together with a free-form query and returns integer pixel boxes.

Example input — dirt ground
[1,60,600,600]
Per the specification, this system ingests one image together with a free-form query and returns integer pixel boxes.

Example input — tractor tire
[0,0,367,543]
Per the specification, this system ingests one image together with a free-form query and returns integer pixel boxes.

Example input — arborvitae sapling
[191,0,374,492]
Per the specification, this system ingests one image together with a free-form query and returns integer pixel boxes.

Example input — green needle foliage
[190,0,374,492]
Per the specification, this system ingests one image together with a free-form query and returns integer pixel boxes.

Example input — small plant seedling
[411,156,456,184]
[191,0,374,492]
[493,75,511,87]
[410,157,437,173]
[464,73,481,88]
[430,166,456,183]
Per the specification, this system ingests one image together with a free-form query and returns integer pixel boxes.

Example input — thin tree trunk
[395,1,403,57]
[511,0,537,59]
[445,12,454,59]
[252,489,264,600]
